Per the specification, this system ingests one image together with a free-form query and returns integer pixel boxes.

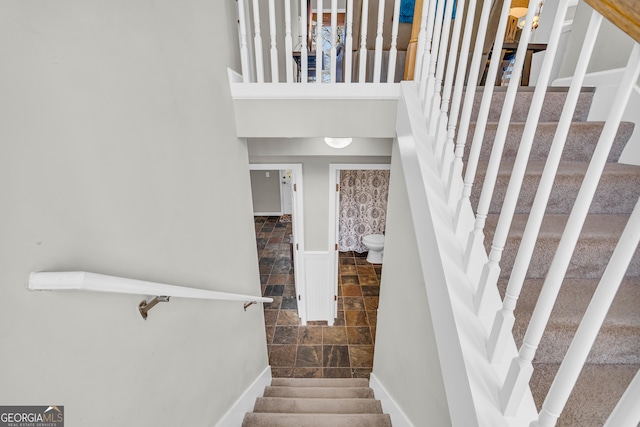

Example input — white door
[281,170,293,215]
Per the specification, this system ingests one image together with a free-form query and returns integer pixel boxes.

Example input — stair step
[472,161,640,215]
[263,386,375,399]
[529,364,638,427]
[253,397,383,414]
[484,214,640,279]
[464,121,634,163]
[497,278,640,364]
[242,413,392,427]
[270,378,369,388]
[468,86,595,122]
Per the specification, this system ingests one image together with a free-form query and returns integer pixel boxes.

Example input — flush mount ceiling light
[324,137,353,149]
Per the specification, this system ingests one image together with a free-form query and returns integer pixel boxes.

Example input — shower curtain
[338,170,390,253]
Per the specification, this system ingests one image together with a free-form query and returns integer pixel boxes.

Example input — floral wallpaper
[338,170,390,253]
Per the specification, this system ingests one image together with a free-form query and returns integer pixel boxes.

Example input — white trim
[369,373,414,427]
[214,365,271,427]
[253,211,283,217]
[328,163,392,319]
[249,163,307,324]
[228,76,401,100]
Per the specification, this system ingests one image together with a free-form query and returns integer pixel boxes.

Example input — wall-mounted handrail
[28,272,272,318]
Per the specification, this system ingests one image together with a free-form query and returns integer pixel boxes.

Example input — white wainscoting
[303,251,335,324]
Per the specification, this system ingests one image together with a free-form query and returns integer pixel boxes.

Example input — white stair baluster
[237,0,251,82]
[252,0,265,83]
[301,0,308,83]
[486,9,603,364]
[373,0,386,83]
[316,0,323,83]
[534,190,640,427]
[440,0,475,180]
[345,0,354,83]
[422,0,445,115]
[358,0,369,83]
[500,41,640,417]
[428,0,455,137]
[387,0,401,83]
[462,0,532,279]
[330,0,338,83]
[433,0,467,160]
[604,367,640,427]
[284,0,294,83]
[417,0,437,102]
[446,0,494,208]
[453,0,513,241]
[268,0,279,82]
[474,0,570,315]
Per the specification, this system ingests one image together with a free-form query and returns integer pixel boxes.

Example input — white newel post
[487,10,602,364]
[500,41,640,416]
[474,0,569,316]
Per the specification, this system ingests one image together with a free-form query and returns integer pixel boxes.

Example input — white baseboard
[253,211,283,216]
[215,365,271,427]
[369,372,414,427]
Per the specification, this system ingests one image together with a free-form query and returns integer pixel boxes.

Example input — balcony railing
[235,0,640,425]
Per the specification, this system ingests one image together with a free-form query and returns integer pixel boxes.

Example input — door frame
[328,164,391,319]
[249,163,307,324]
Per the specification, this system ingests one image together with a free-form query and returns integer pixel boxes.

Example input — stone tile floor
[255,216,381,378]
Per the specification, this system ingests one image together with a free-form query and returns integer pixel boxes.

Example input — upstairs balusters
[268,0,279,82]
[301,0,308,83]
[345,0,354,83]
[316,0,323,83]
[373,0,386,83]
[252,0,265,83]
[284,0,294,82]
[358,0,370,83]
[330,0,338,83]
[387,0,402,83]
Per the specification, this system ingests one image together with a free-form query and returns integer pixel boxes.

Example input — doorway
[249,164,306,324]
[328,164,391,321]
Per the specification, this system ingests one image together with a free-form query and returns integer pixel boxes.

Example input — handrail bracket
[138,295,170,320]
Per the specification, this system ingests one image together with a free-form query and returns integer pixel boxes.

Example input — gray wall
[0,1,268,426]
[250,170,282,213]
[372,141,451,425]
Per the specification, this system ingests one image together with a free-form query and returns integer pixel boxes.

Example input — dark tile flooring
[255,216,381,379]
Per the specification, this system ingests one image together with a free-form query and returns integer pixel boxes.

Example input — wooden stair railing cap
[585,0,640,43]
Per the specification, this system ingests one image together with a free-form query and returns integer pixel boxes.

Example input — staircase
[468,87,640,426]
[242,378,392,426]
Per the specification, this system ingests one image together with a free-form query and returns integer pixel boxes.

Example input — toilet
[362,234,385,264]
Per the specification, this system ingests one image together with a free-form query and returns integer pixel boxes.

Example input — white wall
[371,141,451,425]
[0,1,268,426]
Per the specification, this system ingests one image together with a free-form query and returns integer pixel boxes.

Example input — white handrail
[29,271,272,303]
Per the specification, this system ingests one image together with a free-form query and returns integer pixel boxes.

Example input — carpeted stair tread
[496,278,640,364]
[528,364,638,427]
[484,214,640,279]
[472,161,640,215]
[464,121,634,163]
[270,378,369,388]
[241,412,393,426]
[263,386,375,399]
[468,86,595,122]
[253,397,383,414]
